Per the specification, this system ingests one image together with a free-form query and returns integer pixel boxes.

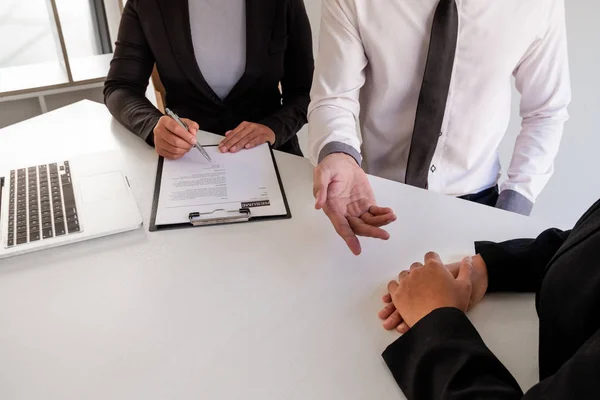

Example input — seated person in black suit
[378,199,600,399]
[104,0,313,159]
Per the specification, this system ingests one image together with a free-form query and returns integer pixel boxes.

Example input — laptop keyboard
[6,161,80,248]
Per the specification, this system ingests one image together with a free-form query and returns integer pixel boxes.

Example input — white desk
[0,101,548,400]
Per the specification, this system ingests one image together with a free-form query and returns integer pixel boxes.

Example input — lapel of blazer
[224,0,276,104]
[157,0,223,105]
[548,203,600,266]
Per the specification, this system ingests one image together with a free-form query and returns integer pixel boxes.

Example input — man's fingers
[163,118,197,145]
[382,293,392,303]
[361,212,397,228]
[368,206,395,216]
[383,311,403,330]
[446,261,462,278]
[398,270,409,280]
[348,217,390,240]
[325,209,362,255]
[345,236,362,256]
[378,302,396,320]
[424,251,443,265]
[387,279,399,294]
[409,262,423,271]
[457,257,474,282]
[313,168,331,209]
[396,322,410,334]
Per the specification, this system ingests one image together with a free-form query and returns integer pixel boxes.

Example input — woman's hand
[153,116,199,160]
[384,253,474,329]
[378,253,489,333]
[219,122,276,153]
[446,254,489,309]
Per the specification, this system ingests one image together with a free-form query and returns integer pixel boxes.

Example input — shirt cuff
[496,190,534,216]
[317,141,362,165]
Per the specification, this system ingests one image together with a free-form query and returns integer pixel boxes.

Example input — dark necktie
[405,0,459,189]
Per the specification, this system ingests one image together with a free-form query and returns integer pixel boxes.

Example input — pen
[165,108,212,162]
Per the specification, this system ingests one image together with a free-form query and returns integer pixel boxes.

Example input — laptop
[0,151,143,259]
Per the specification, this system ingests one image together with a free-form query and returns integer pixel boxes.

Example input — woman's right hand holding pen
[153,116,200,160]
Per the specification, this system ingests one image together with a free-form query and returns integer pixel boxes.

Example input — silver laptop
[0,152,143,259]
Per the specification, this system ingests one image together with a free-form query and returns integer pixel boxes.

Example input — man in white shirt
[309,0,571,255]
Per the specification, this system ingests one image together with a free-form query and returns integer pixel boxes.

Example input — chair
[151,65,167,113]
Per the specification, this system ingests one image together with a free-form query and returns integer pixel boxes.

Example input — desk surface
[0,101,549,400]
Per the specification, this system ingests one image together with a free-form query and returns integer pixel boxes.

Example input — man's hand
[219,122,276,153]
[314,153,396,255]
[153,116,199,160]
[383,252,473,329]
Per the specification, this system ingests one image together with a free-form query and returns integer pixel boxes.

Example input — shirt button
[439,131,443,137]
[431,165,437,173]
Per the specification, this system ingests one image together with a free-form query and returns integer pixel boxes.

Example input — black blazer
[104,0,314,156]
[383,199,600,399]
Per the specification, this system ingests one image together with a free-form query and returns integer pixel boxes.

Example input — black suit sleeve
[103,0,163,145]
[475,228,571,293]
[383,308,523,400]
[477,199,600,294]
[521,326,600,399]
[260,0,314,148]
[383,308,600,400]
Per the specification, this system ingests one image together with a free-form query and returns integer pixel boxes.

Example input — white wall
[500,4,600,229]
[301,0,599,229]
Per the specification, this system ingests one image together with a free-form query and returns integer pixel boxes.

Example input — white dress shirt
[308,0,571,213]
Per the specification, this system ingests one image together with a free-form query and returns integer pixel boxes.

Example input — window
[0,0,121,95]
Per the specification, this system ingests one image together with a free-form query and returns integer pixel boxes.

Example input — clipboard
[149,144,291,231]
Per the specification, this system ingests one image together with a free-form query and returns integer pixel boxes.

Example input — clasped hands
[378,252,489,333]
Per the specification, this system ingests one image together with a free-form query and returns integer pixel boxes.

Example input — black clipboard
[149,145,291,231]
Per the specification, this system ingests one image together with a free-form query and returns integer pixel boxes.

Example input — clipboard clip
[188,208,251,226]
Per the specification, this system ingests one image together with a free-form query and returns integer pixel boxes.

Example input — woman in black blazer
[378,198,600,399]
[104,0,313,159]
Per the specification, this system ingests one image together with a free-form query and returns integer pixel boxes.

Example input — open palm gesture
[313,154,396,255]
